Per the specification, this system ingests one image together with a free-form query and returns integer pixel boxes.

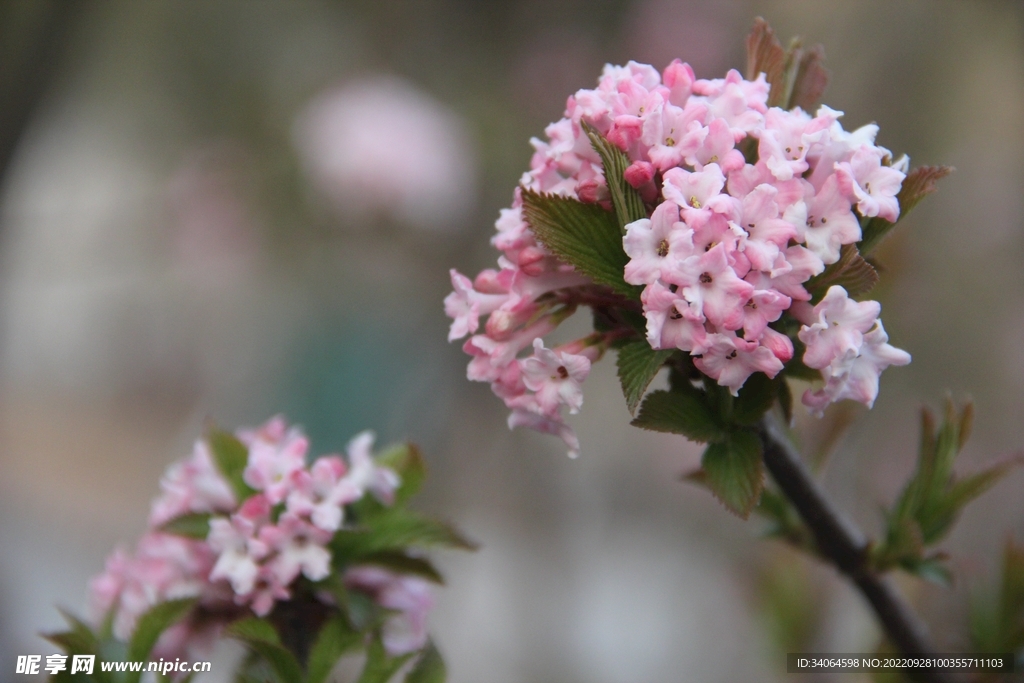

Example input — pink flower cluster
[87,417,433,656]
[796,286,911,415]
[446,60,911,453]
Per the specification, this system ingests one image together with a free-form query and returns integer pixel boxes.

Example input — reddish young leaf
[746,18,786,98]
[788,44,830,111]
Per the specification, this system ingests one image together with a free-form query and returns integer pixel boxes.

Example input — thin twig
[756,412,961,683]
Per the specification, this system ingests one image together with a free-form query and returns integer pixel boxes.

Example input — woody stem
[755,412,960,683]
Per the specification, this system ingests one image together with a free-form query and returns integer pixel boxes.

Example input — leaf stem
[756,412,961,683]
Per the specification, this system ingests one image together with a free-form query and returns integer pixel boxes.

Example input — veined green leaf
[702,431,764,518]
[631,389,723,443]
[520,189,636,298]
[616,340,674,415]
[732,373,778,426]
[580,120,647,230]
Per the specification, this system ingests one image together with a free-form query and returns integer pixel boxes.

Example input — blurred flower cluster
[49,417,472,680]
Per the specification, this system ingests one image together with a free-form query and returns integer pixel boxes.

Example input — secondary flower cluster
[88,417,433,658]
[446,59,911,455]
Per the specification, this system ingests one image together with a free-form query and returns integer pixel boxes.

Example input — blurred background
[0,0,1021,681]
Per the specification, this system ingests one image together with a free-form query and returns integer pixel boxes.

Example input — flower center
[689,196,702,209]
[657,240,670,257]
[556,366,569,379]
[699,272,713,284]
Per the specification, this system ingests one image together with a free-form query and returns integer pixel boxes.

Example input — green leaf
[859,165,953,255]
[44,608,101,655]
[341,587,381,632]
[374,443,426,506]
[160,512,212,539]
[880,399,1019,574]
[909,557,953,586]
[919,461,1018,544]
[630,389,723,443]
[732,373,778,426]
[358,637,415,683]
[208,429,257,502]
[520,189,637,297]
[702,431,764,518]
[126,598,197,682]
[998,541,1024,648]
[745,18,786,102]
[358,551,446,584]
[44,630,97,658]
[332,509,477,562]
[971,540,1024,653]
[616,340,674,415]
[580,121,647,230]
[226,618,305,683]
[944,462,1016,515]
[806,244,879,301]
[306,617,362,683]
[874,517,924,570]
[405,641,446,683]
[227,616,282,645]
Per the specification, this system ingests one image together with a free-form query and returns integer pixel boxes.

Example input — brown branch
[756,412,962,683]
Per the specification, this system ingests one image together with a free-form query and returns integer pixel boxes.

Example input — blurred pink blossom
[293,76,477,232]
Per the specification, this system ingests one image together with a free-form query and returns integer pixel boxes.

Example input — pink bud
[576,178,608,204]
[517,246,548,276]
[624,161,655,188]
[759,327,794,362]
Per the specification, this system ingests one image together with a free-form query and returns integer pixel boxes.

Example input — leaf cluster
[629,362,787,518]
[45,600,197,683]
[746,16,830,111]
[872,399,1019,583]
